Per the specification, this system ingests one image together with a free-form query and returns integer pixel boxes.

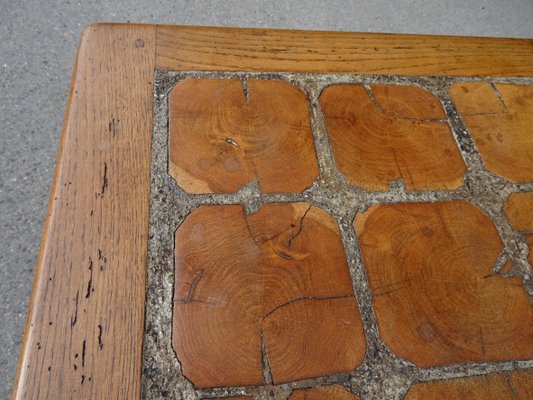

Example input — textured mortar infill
[142,70,533,400]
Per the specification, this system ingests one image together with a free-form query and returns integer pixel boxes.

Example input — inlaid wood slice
[263,297,363,383]
[173,203,365,388]
[355,201,533,367]
[405,371,533,399]
[371,84,447,120]
[168,78,318,194]
[504,192,533,232]
[289,384,359,400]
[449,82,533,182]
[507,370,533,399]
[320,84,466,191]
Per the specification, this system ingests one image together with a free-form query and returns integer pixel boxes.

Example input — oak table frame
[12,23,533,399]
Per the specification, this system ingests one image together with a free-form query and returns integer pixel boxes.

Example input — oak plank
[156,25,533,76]
[12,23,155,399]
[504,192,533,232]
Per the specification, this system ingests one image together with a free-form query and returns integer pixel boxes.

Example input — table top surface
[12,23,533,400]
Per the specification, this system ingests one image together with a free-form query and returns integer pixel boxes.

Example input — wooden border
[12,23,533,400]
[156,25,533,76]
[12,24,155,399]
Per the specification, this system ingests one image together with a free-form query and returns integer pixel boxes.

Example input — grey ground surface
[1,0,532,397]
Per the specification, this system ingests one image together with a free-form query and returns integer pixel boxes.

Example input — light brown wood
[504,192,533,232]
[263,296,362,383]
[173,203,365,387]
[14,22,533,399]
[507,370,533,399]
[320,84,466,191]
[288,384,359,400]
[405,371,533,399]
[155,25,533,76]
[355,201,533,367]
[449,82,533,182]
[168,78,318,193]
[12,24,155,399]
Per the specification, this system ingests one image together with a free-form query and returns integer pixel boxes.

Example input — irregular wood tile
[504,192,533,232]
[404,371,533,399]
[448,82,507,116]
[173,203,365,387]
[320,84,466,191]
[371,84,447,120]
[355,200,533,367]
[449,82,533,182]
[263,297,363,383]
[168,78,318,193]
[507,370,533,399]
[289,384,359,400]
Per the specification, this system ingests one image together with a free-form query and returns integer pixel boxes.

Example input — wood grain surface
[288,384,359,400]
[504,192,533,232]
[405,371,533,399]
[320,84,466,191]
[173,203,365,387]
[155,25,533,76]
[13,22,533,399]
[12,24,155,399]
[168,78,318,193]
[449,82,533,182]
[355,201,533,367]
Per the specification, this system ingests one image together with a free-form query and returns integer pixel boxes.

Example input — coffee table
[12,24,533,399]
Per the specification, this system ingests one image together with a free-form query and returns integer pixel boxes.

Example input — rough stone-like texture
[449,82,533,183]
[288,384,359,399]
[173,203,365,387]
[168,78,318,194]
[320,84,466,191]
[5,4,533,398]
[405,370,533,399]
[142,71,533,400]
[355,201,533,367]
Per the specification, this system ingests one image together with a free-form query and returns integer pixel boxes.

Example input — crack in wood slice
[320,84,466,191]
[288,384,359,400]
[449,82,533,182]
[405,370,533,399]
[173,203,365,388]
[355,200,533,367]
[168,78,318,194]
